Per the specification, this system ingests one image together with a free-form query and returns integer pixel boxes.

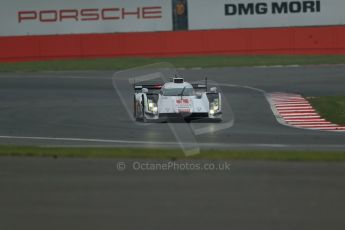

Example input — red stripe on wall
[1,26,345,62]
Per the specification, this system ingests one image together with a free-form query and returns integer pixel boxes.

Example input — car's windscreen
[162,88,194,96]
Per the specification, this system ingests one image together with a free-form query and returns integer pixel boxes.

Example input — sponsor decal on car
[176,98,191,113]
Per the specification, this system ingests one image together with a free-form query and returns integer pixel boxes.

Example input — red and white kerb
[268,93,345,132]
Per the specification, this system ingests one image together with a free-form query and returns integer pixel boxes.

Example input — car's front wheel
[133,96,137,119]
[142,107,148,123]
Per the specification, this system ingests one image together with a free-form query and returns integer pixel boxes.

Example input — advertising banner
[172,0,189,31]
[1,0,345,36]
[188,0,345,30]
[0,0,172,36]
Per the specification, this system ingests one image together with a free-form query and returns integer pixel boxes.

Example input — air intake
[173,78,184,83]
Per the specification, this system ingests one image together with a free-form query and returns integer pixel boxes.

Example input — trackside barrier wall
[1,26,345,62]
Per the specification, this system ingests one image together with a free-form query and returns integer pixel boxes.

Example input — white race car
[134,77,222,122]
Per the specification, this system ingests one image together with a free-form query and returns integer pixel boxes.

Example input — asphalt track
[1,66,345,230]
[1,157,345,230]
[0,65,344,150]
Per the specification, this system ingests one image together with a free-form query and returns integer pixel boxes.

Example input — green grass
[308,96,345,125]
[1,146,345,161]
[1,55,345,72]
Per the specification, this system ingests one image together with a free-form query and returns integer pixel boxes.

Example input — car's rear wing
[134,84,162,92]
[192,77,208,91]
[192,84,207,90]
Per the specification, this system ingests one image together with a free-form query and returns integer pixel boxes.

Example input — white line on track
[276,105,313,107]
[0,135,302,149]
[285,119,326,122]
[289,122,331,125]
[275,103,311,106]
[285,115,321,120]
[0,136,174,145]
[296,124,338,127]
[278,110,316,113]
[279,113,319,116]
[2,135,345,150]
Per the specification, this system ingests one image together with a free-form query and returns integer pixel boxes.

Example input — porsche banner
[0,0,173,36]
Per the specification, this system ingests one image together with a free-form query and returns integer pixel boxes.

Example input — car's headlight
[148,100,158,113]
[209,98,220,115]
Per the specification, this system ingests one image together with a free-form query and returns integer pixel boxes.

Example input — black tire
[214,118,223,123]
[133,96,137,118]
[142,106,147,123]
[141,95,147,122]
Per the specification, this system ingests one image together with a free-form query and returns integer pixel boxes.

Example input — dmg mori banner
[188,0,345,30]
[0,0,172,36]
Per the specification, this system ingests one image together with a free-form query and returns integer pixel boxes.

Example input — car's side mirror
[142,88,148,93]
[210,87,217,93]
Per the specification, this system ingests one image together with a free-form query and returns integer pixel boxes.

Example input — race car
[133,77,222,122]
